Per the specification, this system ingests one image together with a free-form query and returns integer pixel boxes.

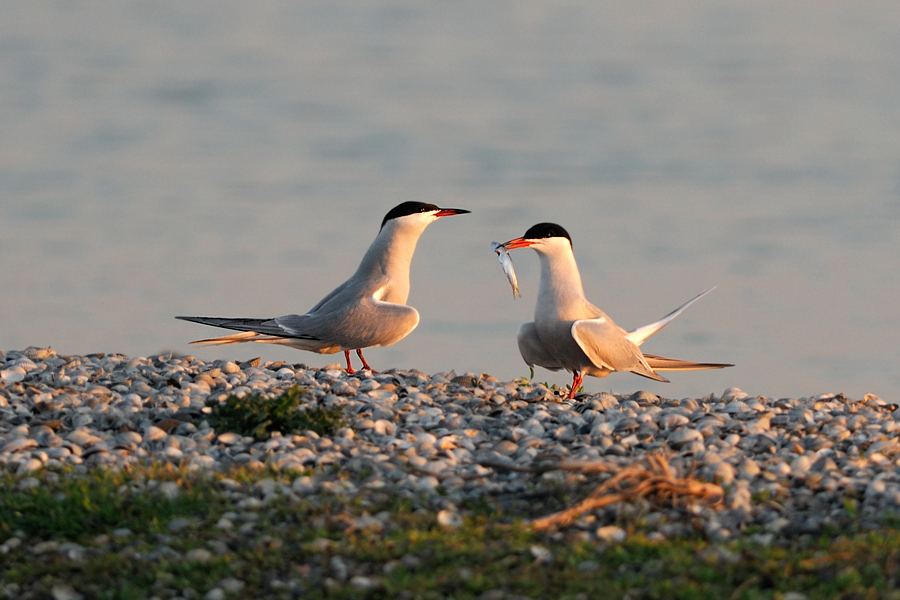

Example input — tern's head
[380,202,470,232]
[501,222,573,254]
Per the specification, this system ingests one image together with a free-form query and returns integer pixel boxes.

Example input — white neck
[354,215,433,304]
[533,239,589,322]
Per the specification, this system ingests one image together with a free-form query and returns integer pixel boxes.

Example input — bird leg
[567,370,584,399]
[343,350,356,374]
[356,349,378,373]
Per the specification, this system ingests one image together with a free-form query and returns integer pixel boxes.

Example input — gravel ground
[2,345,899,553]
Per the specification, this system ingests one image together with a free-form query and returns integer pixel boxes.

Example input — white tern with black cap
[499,222,731,399]
[178,202,470,373]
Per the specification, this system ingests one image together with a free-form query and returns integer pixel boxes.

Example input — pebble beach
[3,345,899,537]
[3,346,900,597]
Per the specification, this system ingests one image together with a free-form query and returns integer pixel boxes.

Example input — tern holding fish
[497,222,731,399]
[491,242,520,298]
[177,202,470,374]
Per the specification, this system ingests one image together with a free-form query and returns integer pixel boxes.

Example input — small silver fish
[491,242,520,298]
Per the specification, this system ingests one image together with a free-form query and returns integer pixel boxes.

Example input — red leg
[356,349,378,373]
[343,350,355,374]
[567,370,583,399]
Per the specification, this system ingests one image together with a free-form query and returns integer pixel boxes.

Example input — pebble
[185,548,213,562]
[437,509,463,528]
[51,584,83,600]
[596,526,627,543]
[0,347,897,547]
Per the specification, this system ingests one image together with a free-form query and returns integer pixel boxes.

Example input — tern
[177,202,470,373]
[500,222,731,399]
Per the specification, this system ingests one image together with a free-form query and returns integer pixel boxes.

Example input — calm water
[2,2,899,400]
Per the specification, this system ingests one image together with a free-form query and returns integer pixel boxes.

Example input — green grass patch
[0,465,225,540]
[206,385,345,440]
[5,467,900,599]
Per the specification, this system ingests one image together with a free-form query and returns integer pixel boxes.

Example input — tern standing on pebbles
[499,223,732,399]
[177,202,470,373]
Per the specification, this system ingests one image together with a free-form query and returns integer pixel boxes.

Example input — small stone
[350,576,377,590]
[437,510,463,528]
[492,440,518,456]
[330,556,349,581]
[17,477,40,491]
[530,545,552,564]
[158,481,180,500]
[1,438,38,453]
[51,584,83,600]
[16,459,43,474]
[219,578,245,593]
[32,540,60,554]
[708,461,736,485]
[1,537,22,554]
[0,368,25,384]
[630,390,658,403]
[143,426,167,442]
[168,517,193,533]
[721,387,748,401]
[667,427,703,449]
[185,548,213,562]
[222,361,241,374]
[217,432,241,445]
[596,526,626,543]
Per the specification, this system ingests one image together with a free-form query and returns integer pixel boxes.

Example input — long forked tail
[175,316,291,346]
[186,330,285,346]
[176,315,273,331]
[642,353,733,372]
[624,288,716,347]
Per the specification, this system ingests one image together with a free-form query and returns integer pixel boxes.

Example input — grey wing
[308,273,391,314]
[582,299,611,320]
[571,317,668,382]
[308,278,353,313]
[362,300,420,347]
[517,322,564,371]
[275,298,419,349]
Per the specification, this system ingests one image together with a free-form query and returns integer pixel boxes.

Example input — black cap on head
[523,222,572,245]
[381,201,441,229]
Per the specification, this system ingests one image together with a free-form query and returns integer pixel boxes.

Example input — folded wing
[571,317,668,382]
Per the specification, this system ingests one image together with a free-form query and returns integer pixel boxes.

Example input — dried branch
[528,453,724,531]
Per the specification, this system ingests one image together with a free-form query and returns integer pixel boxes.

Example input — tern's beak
[501,237,535,250]
[434,208,471,218]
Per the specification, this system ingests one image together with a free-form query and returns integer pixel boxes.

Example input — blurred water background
[2,2,899,400]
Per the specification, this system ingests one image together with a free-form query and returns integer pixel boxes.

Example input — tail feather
[629,364,670,383]
[176,315,320,341]
[642,353,733,372]
[176,316,273,331]
[624,288,715,347]
[188,331,282,346]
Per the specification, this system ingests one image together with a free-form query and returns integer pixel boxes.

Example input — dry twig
[514,453,725,531]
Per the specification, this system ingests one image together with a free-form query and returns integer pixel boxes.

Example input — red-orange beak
[434,208,471,218]
[501,237,535,250]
